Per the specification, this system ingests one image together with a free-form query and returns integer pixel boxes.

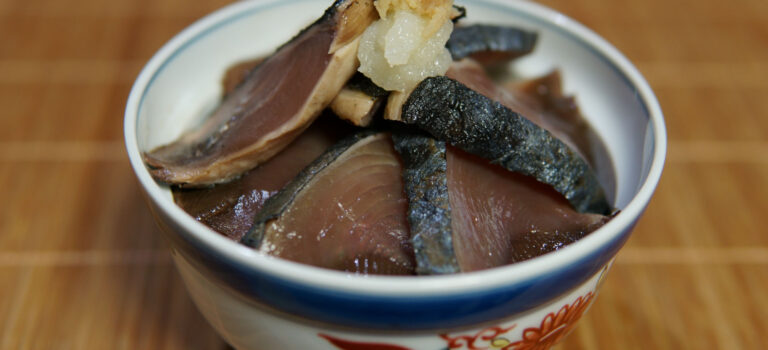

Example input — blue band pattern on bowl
[155,200,633,330]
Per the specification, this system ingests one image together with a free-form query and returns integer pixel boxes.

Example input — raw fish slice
[171,115,353,240]
[220,57,264,96]
[446,24,537,65]
[402,76,610,214]
[144,0,377,186]
[224,62,387,127]
[447,147,608,271]
[392,132,459,275]
[243,133,415,275]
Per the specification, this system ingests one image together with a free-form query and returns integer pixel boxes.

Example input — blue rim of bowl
[125,0,666,329]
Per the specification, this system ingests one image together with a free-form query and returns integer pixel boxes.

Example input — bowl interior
[126,0,665,294]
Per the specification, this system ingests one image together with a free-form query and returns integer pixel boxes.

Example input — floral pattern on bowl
[320,291,595,350]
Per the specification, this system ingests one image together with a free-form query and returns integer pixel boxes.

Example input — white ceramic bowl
[124,0,666,349]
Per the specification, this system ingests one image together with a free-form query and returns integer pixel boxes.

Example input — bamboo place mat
[1,0,767,349]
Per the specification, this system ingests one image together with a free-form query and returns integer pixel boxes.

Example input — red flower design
[508,292,595,350]
[319,333,412,350]
[440,325,517,349]
[320,292,595,350]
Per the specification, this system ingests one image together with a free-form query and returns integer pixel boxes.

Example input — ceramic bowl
[124,0,666,349]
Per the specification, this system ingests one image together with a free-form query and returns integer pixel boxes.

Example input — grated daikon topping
[357,7,453,92]
[374,0,453,38]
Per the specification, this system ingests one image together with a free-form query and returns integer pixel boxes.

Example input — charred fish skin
[241,131,377,249]
[451,5,467,23]
[392,132,459,275]
[446,24,538,62]
[295,0,377,53]
[346,73,389,98]
[402,76,611,215]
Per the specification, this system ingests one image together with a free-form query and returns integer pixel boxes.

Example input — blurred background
[1,0,766,348]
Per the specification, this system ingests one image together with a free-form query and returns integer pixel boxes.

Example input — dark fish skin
[392,132,459,275]
[451,5,467,22]
[288,0,376,53]
[346,73,389,98]
[402,76,611,215]
[446,24,537,63]
[241,131,378,249]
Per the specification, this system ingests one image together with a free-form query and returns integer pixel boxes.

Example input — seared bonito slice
[143,0,377,186]
[242,132,415,275]
[401,76,611,214]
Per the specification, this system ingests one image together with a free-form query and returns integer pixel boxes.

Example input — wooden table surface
[2,0,767,348]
